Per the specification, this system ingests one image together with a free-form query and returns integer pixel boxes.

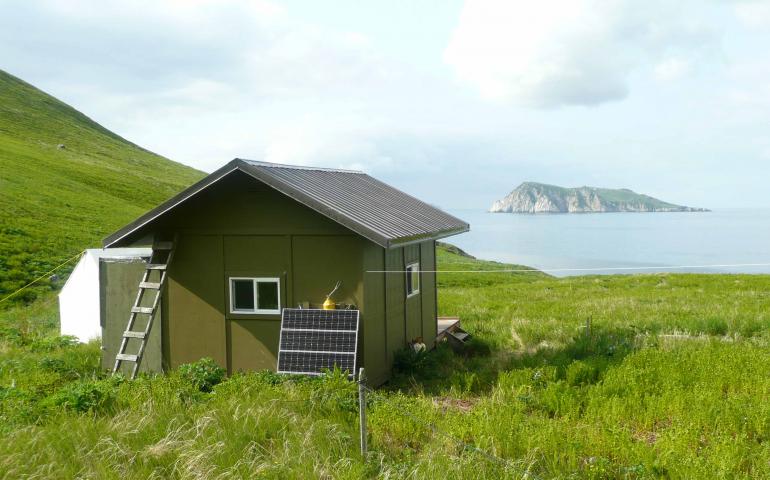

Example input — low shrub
[0,326,23,345]
[251,370,285,386]
[178,357,226,392]
[565,360,600,386]
[699,316,729,336]
[393,347,433,375]
[460,336,492,357]
[28,335,78,352]
[46,376,123,413]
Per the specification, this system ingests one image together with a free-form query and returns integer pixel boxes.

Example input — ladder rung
[139,282,161,290]
[115,354,138,362]
[123,331,146,339]
[153,241,174,250]
[146,263,167,270]
[131,306,154,314]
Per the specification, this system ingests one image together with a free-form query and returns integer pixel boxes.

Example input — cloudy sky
[2,0,770,209]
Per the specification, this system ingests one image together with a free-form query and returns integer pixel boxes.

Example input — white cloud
[3,0,770,208]
[724,59,770,111]
[0,0,406,171]
[734,0,770,28]
[444,0,719,107]
[28,0,388,98]
[654,57,691,82]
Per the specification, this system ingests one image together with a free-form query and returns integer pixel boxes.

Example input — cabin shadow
[385,324,642,396]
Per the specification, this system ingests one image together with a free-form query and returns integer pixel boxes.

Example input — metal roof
[104,158,469,249]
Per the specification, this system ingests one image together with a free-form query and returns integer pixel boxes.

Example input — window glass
[232,279,255,311]
[412,267,420,294]
[406,266,413,293]
[406,263,420,296]
[257,280,279,311]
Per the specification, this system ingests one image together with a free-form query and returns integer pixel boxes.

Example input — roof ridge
[104,158,469,249]
[237,158,365,174]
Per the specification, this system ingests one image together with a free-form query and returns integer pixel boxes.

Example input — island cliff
[490,182,709,213]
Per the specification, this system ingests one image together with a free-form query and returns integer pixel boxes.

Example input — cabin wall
[382,239,438,381]
[148,172,367,374]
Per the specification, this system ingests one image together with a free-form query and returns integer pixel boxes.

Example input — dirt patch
[432,396,478,413]
[631,430,658,445]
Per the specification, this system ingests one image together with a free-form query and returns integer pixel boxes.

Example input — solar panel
[277,308,360,376]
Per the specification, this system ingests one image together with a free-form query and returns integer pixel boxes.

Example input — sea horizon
[446,207,770,277]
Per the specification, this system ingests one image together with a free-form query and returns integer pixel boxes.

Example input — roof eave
[386,224,470,249]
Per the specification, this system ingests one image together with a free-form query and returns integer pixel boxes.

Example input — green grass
[3,245,770,479]
[438,246,770,350]
[0,69,204,303]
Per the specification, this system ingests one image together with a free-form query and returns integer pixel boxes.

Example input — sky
[2,0,770,210]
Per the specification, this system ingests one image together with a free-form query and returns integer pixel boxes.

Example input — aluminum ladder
[112,237,176,379]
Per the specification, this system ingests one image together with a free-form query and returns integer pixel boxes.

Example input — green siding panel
[385,247,405,363]
[404,244,422,342]
[229,319,281,373]
[167,234,227,369]
[223,235,291,273]
[291,235,365,309]
[363,243,387,384]
[420,241,438,345]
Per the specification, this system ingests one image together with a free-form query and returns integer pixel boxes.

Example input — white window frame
[229,277,281,315]
[406,262,420,298]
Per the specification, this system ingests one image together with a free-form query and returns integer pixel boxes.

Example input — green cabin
[101,159,468,385]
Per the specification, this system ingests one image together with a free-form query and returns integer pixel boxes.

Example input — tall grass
[2,246,770,478]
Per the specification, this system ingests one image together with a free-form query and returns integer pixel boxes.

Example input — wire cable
[0,250,84,305]
[367,262,770,274]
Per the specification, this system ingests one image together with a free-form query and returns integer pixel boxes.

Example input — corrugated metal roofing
[104,158,469,249]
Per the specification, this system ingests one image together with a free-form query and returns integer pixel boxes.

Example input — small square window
[406,263,420,297]
[229,277,281,314]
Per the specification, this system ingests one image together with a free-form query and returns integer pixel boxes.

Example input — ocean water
[446,209,770,276]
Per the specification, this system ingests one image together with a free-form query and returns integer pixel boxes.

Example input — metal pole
[586,316,592,338]
[358,367,367,456]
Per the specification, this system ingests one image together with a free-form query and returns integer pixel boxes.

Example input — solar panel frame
[277,308,360,376]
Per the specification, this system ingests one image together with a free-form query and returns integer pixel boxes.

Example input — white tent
[59,248,151,342]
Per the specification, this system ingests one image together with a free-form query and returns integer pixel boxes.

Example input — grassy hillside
[0,70,204,303]
[2,245,770,478]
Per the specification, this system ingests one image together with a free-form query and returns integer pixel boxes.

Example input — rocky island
[490,182,709,214]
